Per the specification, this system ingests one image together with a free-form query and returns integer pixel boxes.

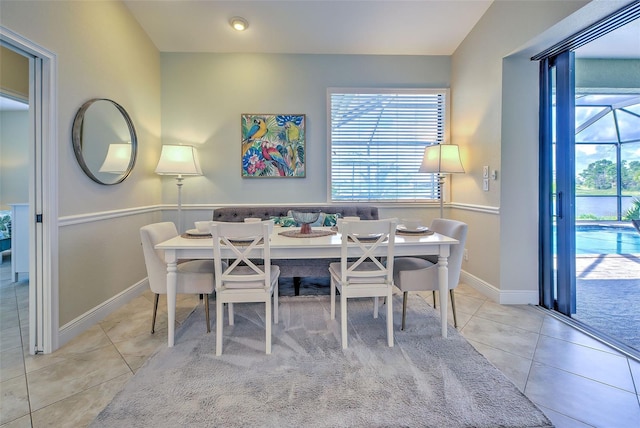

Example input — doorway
[537,7,640,356]
[0,27,58,354]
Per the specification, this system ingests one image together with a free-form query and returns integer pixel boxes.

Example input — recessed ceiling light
[230,17,248,32]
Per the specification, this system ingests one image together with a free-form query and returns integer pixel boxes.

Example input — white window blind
[329,89,448,202]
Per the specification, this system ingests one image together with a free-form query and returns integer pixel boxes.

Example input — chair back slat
[211,221,273,290]
[337,218,397,285]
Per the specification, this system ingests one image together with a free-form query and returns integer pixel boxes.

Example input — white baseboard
[58,279,148,348]
[460,270,539,305]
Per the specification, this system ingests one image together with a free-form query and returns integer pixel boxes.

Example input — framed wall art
[241,114,305,178]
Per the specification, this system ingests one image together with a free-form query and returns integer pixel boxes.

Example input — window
[573,91,640,220]
[329,88,449,203]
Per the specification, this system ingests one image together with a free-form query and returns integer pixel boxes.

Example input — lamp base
[438,174,446,219]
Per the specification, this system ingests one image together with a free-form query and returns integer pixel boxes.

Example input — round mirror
[72,98,137,185]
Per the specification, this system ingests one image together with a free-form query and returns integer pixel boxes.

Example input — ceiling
[123,0,639,57]
[122,0,494,55]
[1,1,637,111]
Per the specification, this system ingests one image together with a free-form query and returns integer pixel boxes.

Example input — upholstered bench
[212,205,379,294]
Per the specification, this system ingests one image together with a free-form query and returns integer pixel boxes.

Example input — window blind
[329,89,448,202]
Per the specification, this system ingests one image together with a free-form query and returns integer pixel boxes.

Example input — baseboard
[460,270,539,305]
[58,279,148,348]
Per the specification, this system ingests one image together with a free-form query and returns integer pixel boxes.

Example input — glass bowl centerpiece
[291,211,321,234]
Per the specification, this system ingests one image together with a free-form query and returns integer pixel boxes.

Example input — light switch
[483,178,489,191]
[483,166,489,178]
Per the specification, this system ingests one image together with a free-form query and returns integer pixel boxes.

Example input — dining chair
[211,220,280,355]
[140,222,215,334]
[393,219,468,330]
[329,218,398,349]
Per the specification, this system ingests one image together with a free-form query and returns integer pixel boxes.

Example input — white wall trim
[60,202,446,227]
[1,25,60,354]
[59,205,161,227]
[460,270,500,302]
[460,270,539,305]
[450,202,500,215]
[498,289,540,305]
[58,278,148,348]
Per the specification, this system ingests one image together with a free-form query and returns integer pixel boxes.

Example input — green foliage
[578,159,640,193]
[577,213,601,220]
[623,197,640,220]
[0,214,10,237]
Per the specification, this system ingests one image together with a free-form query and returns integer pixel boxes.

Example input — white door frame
[1,26,58,354]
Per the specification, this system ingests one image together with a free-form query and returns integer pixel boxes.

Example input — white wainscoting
[56,202,536,350]
[460,270,540,305]
[58,279,148,348]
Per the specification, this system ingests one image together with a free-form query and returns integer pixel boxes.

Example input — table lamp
[155,145,202,233]
[419,144,464,218]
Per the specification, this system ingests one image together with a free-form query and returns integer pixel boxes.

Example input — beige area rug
[92,295,552,427]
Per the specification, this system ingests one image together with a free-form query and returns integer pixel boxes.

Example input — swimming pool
[575,224,640,255]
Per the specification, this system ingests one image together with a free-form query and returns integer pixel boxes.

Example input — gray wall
[1,0,162,326]
[1,0,628,341]
[451,0,589,299]
[161,53,451,206]
[0,110,29,209]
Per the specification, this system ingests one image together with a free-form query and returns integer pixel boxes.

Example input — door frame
[1,26,59,354]
[539,51,577,315]
[553,51,577,316]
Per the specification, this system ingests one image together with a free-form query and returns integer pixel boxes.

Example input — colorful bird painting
[261,141,291,176]
[241,114,305,177]
[284,121,300,143]
[242,118,268,156]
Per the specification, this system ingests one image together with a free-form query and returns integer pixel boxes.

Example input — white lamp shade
[155,145,202,176]
[99,143,132,173]
[419,144,465,174]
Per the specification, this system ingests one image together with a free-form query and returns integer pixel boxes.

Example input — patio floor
[575,254,640,353]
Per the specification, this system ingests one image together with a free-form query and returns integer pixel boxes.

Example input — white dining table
[155,226,459,347]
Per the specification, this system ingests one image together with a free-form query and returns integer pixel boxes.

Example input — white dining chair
[211,220,280,355]
[393,219,468,330]
[140,222,215,334]
[329,218,397,349]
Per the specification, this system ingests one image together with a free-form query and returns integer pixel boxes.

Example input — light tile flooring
[2,256,640,427]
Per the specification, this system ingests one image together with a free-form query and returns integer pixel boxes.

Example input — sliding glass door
[538,5,640,355]
[539,52,576,315]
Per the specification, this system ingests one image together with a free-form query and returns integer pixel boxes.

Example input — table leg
[166,250,178,347]
[437,254,449,338]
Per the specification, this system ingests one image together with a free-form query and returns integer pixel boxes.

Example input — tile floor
[2,256,640,427]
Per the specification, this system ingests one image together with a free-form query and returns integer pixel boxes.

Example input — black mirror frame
[72,98,138,185]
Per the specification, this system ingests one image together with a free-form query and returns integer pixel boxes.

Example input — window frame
[326,87,451,204]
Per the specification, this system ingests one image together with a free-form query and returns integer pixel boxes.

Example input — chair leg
[151,293,159,334]
[341,294,348,349]
[265,298,272,355]
[204,294,211,333]
[216,297,223,356]
[386,289,393,347]
[330,278,336,320]
[373,296,379,319]
[402,291,408,331]
[450,289,458,328]
[229,302,235,326]
[274,280,279,324]
[432,290,437,309]
[294,277,301,296]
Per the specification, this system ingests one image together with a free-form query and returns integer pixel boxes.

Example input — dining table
[155,226,460,347]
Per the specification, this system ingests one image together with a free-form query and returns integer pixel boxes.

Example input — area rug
[92,295,552,427]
